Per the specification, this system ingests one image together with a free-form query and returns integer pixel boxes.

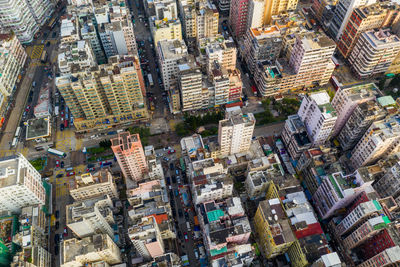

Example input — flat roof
[26,116,51,140]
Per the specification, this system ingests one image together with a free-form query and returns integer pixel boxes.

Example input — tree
[99,140,111,149]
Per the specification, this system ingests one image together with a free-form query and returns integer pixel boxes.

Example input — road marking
[31,45,44,59]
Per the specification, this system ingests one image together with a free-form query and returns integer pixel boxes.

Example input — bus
[147,74,154,86]
[48,17,57,29]
[40,50,48,63]
[330,75,342,91]
[331,56,340,68]
[15,127,21,138]
[47,148,66,158]
[11,138,18,148]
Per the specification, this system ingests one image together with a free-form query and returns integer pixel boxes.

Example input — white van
[186,221,191,232]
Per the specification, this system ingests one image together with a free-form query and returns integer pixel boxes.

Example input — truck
[147,74,154,86]
[54,106,59,116]
[194,216,199,226]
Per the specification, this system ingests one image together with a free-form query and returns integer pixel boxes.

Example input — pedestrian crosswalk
[31,45,44,59]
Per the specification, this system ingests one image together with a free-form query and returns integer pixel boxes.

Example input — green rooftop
[377,96,396,107]
[207,210,224,222]
[373,200,382,211]
[210,246,227,256]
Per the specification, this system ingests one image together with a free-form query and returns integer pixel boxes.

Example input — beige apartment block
[69,170,119,201]
[61,234,121,267]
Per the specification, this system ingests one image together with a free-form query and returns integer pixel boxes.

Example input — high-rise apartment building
[196,1,219,41]
[338,99,387,151]
[111,132,148,182]
[254,199,296,259]
[246,0,265,29]
[66,196,115,239]
[69,170,119,201]
[204,38,237,74]
[246,0,298,27]
[218,106,255,155]
[56,55,148,131]
[0,154,46,213]
[0,0,54,43]
[334,200,383,236]
[61,234,121,266]
[58,40,96,75]
[281,114,311,160]
[229,0,250,38]
[337,2,400,58]
[298,91,337,146]
[328,0,376,40]
[350,115,400,170]
[342,215,391,250]
[288,32,336,81]
[157,39,188,90]
[331,83,379,136]
[373,154,400,200]
[210,64,230,106]
[0,33,27,115]
[358,246,400,267]
[178,57,204,111]
[349,29,400,78]
[312,168,377,219]
[128,216,165,260]
[181,4,197,40]
[79,15,106,64]
[242,26,282,75]
[255,32,336,96]
[151,19,183,45]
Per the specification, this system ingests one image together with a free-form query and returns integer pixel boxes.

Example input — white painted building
[66,196,115,239]
[331,83,378,136]
[0,154,46,213]
[298,91,337,146]
[157,39,188,90]
[350,115,400,170]
[246,0,265,29]
[0,0,54,43]
[349,30,400,78]
[0,33,27,110]
[218,106,255,156]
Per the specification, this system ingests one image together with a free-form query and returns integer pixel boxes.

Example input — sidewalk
[0,62,37,151]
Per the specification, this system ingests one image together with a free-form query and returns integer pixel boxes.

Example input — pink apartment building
[229,0,249,38]
[111,132,147,182]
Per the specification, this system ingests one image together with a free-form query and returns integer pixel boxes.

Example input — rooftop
[309,91,337,118]
[25,116,51,140]
[300,32,336,51]
[63,234,116,264]
[69,169,113,190]
[158,39,188,61]
[258,199,296,245]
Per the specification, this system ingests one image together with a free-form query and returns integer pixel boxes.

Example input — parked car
[184,232,189,241]
[55,221,59,230]
[178,209,183,217]
[56,173,63,178]
[168,149,175,154]
[172,176,176,183]
[66,171,75,177]
[166,177,171,185]
[55,210,59,219]
[63,227,68,237]
[60,161,64,168]
[170,163,174,170]
[56,160,60,168]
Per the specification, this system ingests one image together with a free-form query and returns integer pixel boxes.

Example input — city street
[127,0,169,119]
[0,17,61,155]
[158,149,202,266]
